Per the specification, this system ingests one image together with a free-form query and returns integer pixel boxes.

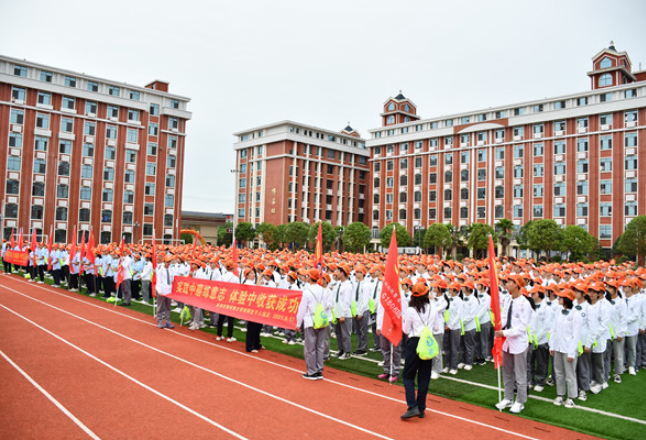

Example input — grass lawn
[6,269,646,440]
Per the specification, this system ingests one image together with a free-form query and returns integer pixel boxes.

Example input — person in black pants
[401,281,437,420]
[242,267,263,353]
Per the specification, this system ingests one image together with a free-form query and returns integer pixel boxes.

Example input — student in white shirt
[401,281,437,420]
[155,256,176,329]
[549,288,581,409]
[495,275,533,414]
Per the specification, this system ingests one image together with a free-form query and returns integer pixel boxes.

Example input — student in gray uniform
[297,269,331,380]
[352,265,371,355]
[332,264,353,360]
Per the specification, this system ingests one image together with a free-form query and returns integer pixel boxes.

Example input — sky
[2,0,645,214]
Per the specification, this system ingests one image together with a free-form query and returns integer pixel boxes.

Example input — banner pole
[497,363,502,411]
[389,342,393,384]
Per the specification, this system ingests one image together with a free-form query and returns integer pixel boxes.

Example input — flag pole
[497,363,502,411]
[389,342,393,384]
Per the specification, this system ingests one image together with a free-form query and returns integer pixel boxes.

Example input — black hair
[524,295,536,311]
[561,297,574,309]
[410,293,430,313]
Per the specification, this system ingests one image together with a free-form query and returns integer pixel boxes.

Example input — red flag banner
[488,235,504,369]
[115,264,125,292]
[18,228,23,250]
[380,229,403,346]
[315,222,323,277]
[47,225,53,271]
[69,226,77,275]
[30,228,37,267]
[79,231,86,275]
[87,229,97,274]
[4,250,29,266]
[151,230,157,298]
[10,228,15,249]
[170,276,302,330]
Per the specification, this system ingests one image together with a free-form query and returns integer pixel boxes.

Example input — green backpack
[311,289,329,329]
[416,309,439,360]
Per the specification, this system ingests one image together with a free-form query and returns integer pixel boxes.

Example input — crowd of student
[3,238,646,418]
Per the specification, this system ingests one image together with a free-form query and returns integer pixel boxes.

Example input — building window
[513,205,523,218]
[429,173,437,184]
[495,206,504,218]
[57,184,69,198]
[387,116,395,124]
[144,203,154,216]
[168,136,177,149]
[460,188,469,199]
[477,150,486,162]
[81,165,93,178]
[11,109,24,125]
[102,189,113,202]
[64,76,77,87]
[167,155,176,168]
[7,156,21,171]
[444,208,452,220]
[169,117,179,130]
[600,180,612,194]
[58,162,70,176]
[514,165,524,178]
[625,202,637,217]
[87,81,98,92]
[127,128,138,143]
[495,186,504,198]
[37,91,52,106]
[6,180,20,195]
[429,155,437,166]
[33,159,47,174]
[166,175,176,187]
[61,118,74,133]
[553,204,566,218]
[386,177,394,188]
[460,207,468,218]
[477,188,486,199]
[145,182,155,196]
[554,141,566,154]
[514,185,523,198]
[553,182,565,196]
[445,171,452,182]
[533,205,543,218]
[129,90,140,100]
[40,70,52,82]
[32,182,45,196]
[150,103,160,116]
[625,178,637,193]
[79,208,91,221]
[429,208,436,219]
[599,73,612,87]
[495,147,505,160]
[400,192,407,203]
[101,210,112,223]
[600,136,612,150]
[124,190,134,204]
[533,184,543,197]
[599,225,612,239]
[9,133,23,148]
[533,164,544,177]
[164,214,174,227]
[128,109,140,121]
[600,203,612,217]
[146,163,156,175]
[444,189,452,201]
[148,123,158,136]
[163,195,173,208]
[495,167,504,179]
[31,206,44,220]
[13,65,26,76]
[577,160,589,174]
[5,203,18,218]
[104,169,114,183]
[477,207,486,219]
[625,133,637,147]
[460,170,469,182]
[147,143,157,156]
[62,96,75,110]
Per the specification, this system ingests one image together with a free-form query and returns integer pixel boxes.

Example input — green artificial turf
[4,268,646,440]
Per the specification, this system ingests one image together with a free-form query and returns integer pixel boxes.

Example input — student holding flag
[494,274,533,414]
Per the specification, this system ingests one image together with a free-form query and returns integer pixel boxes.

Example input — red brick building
[0,55,191,244]
[233,121,370,227]
[367,42,646,251]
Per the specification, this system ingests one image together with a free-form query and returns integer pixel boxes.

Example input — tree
[235,222,256,247]
[468,223,496,259]
[380,223,411,248]
[617,215,646,266]
[308,222,336,251]
[412,228,427,248]
[217,221,233,247]
[561,225,595,262]
[342,222,372,253]
[273,224,288,249]
[334,226,344,251]
[256,222,276,247]
[527,219,562,261]
[495,218,515,257]
[180,232,194,244]
[447,223,468,260]
[285,222,310,249]
[423,223,452,257]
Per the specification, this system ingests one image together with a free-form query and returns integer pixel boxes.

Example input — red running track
[0,274,600,440]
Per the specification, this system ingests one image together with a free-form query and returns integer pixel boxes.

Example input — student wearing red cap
[458,281,477,371]
[572,283,597,401]
[495,275,533,414]
[332,264,353,360]
[549,289,581,409]
[155,256,176,329]
[400,281,437,420]
[604,281,627,383]
[352,265,371,356]
[297,269,331,380]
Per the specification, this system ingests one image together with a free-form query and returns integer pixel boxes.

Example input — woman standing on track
[401,281,436,420]
[243,267,263,353]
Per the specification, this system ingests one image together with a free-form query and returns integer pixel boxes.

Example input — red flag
[18,228,23,250]
[231,239,239,277]
[151,229,157,298]
[47,225,54,271]
[87,229,97,275]
[191,234,198,257]
[79,231,86,275]
[30,228,37,267]
[315,222,323,278]
[10,228,15,249]
[69,226,77,275]
[488,235,504,369]
[120,236,125,258]
[115,264,125,292]
[380,229,403,346]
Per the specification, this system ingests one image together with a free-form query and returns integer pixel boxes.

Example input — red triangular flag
[47,225,54,271]
[10,228,15,249]
[315,222,323,279]
[115,264,125,292]
[489,235,504,370]
[69,226,77,275]
[79,231,86,275]
[151,229,157,298]
[87,229,97,275]
[231,239,239,277]
[120,236,125,258]
[380,229,403,346]
[30,228,37,267]
[18,228,23,250]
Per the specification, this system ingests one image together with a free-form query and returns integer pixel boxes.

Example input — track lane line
[0,303,249,440]
[0,348,102,440]
[0,288,396,440]
[1,280,554,439]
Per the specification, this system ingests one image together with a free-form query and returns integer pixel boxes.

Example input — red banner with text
[169,276,302,330]
[4,250,29,266]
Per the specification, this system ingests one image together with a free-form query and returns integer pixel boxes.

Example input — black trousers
[84,274,96,293]
[103,276,114,297]
[37,265,45,282]
[217,314,235,338]
[132,279,141,299]
[246,321,263,352]
[69,273,79,289]
[2,258,11,273]
[52,269,62,286]
[403,337,433,411]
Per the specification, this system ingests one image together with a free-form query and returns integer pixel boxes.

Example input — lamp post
[230,169,241,250]
[338,226,344,253]
[414,225,422,255]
